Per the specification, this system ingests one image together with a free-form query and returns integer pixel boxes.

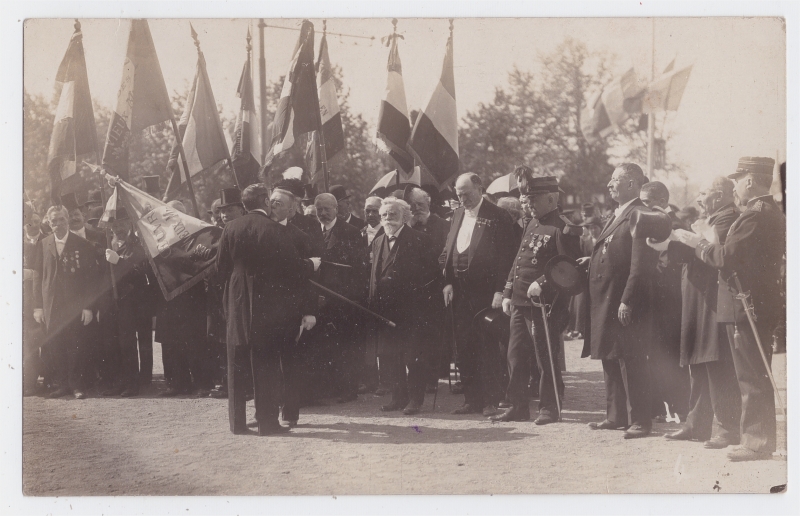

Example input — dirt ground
[22,339,786,496]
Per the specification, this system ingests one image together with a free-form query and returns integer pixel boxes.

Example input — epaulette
[559,215,582,236]
[747,200,763,212]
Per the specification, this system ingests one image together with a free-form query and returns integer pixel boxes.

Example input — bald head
[697,176,735,215]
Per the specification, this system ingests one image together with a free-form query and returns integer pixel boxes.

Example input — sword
[309,280,396,328]
[530,294,562,417]
[730,273,786,418]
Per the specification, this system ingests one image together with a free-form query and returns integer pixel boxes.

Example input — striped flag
[103,177,222,301]
[600,68,645,126]
[229,29,262,189]
[47,21,98,204]
[580,89,614,144]
[376,33,413,173]
[265,20,320,164]
[408,26,458,188]
[316,32,345,160]
[102,20,173,182]
[164,25,230,200]
[643,65,693,114]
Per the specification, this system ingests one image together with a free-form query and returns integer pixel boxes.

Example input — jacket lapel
[468,202,489,263]
[444,209,464,266]
[597,199,641,245]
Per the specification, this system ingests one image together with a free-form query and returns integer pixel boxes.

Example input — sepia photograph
[4,2,797,514]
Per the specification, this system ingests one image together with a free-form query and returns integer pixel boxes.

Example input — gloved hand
[443,284,454,307]
[527,281,542,298]
[502,298,512,316]
[81,309,93,326]
[33,308,44,324]
[301,315,316,331]
[673,229,702,249]
[491,292,503,309]
[105,249,120,264]
[309,257,321,271]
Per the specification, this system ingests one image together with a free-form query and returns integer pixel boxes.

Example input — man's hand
[105,249,120,264]
[33,308,44,324]
[502,298,512,316]
[646,237,670,252]
[81,309,93,326]
[443,284,454,307]
[576,256,590,267]
[309,257,321,271]
[618,302,632,327]
[691,218,718,244]
[491,292,503,309]
[301,315,316,331]
[672,229,702,249]
[527,281,542,298]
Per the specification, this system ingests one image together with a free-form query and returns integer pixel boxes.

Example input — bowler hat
[83,189,103,208]
[218,188,243,209]
[329,184,350,202]
[544,255,586,297]
[629,209,672,242]
[59,192,80,212]
[474,307,510,343]
[728,157,775,180]
[141,175,161,197]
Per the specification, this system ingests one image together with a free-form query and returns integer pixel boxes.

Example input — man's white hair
[410,187,431,204]
[364,196,382,208]
[380,197,412,224]
[46,205,69,221]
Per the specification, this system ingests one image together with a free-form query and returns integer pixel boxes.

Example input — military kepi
[514,165,559,195]
[729,156,775,180]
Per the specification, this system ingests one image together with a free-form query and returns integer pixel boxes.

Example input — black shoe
[374,387,391,396]
[208,388,228,399]
[47,387,71,398]
[452,403,482,415]
[623,424,651,439]
[73,391,86,400]
[705,435,739,449]
[665,427,694,441]
[588,419,626,430]
[490,408,530,422]
[482,405,499,417]
[403,401,422,415]
[450,382,464,395]
[102,386,124,397]
[381,400,408,412]
[498,401,512,409]
[534,413,557,425]
[727,446,771,462]
[120,388,139,397]
[337,393,358,404]
[357,384,369,395]
[284,420,298,428]
[159,387,181,397]
[246,420,259,428]
[258,422,291,436]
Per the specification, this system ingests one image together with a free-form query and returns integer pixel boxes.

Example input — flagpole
[646,17,656,181]
[190,24,241,191]
[258,19,268,166]
[317,20,331,193]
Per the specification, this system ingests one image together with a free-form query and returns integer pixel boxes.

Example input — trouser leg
[23,323,42,391]
[706,333,742,441]
[507,305,533,409]
[227,344,250,433]
[117,304,140,390]
[530,307,564,417]
[620,355,651,428]
[684,363,713,440]
[281,344,308,422]
[406,355,429,405]
[726,323,776,453]
[250,344,283,425]
[602,359,628,425]
[136,313,153,384]
[453,296,481,407]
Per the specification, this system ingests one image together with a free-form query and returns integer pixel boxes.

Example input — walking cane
[530,294,562,417]
[730,273,786,418]
[433,302,456,411]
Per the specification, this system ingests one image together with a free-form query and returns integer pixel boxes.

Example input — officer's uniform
[502,176,582,421]
[694,157,785,457]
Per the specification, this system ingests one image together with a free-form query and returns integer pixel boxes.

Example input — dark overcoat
[583,198,658,359]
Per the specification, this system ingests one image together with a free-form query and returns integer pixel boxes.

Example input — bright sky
[24,17,786,191]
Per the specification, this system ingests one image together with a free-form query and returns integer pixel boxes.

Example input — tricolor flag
[316,32,345,160]
[643,64,693,114]
[102,177,222,301]
[47,21,98,204]
[230,29,262,189]
[580,89,614,144]
[265,20,320,164]
[102,19,173,182]
[376,33,413,173]
[165,25,230,201]
[408,26,458,188]
[600,68,645,127]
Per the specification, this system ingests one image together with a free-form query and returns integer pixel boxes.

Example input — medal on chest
[528,234,550,265]
[602,234,613,254]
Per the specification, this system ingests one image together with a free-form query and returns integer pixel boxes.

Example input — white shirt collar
[321,217,337,232]
[345,213,352,223]
[72,227,86,239]
[278,218,288,226]
[365,224,379,234]
[54,231,70,245]
[385,224,404,239]
[252,209,269,218]
[615,197,637,217]
[465,198,484,218]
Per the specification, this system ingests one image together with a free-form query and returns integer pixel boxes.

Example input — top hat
[581,203,595,218]
[729,156,775,180]
[83,189,103,208]
[474,307,510,343]
[141,175,162,197]
[218,188,243,208]
[328,185,350,202]
[544,255,586,297]
[629,209,672,242]
[301,183,319,203]
[59,192,80,212]
[86,205,105,226]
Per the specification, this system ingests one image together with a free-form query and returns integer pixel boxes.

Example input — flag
[47,21,98,204]
[600,68,645,127]
[265,20,320,164]
[643,65,693,114]
[376,33,413,173]
[103,177,222,301]
[229,29,262,188]
[316,32,345,160]
[165,25,230,201]
[102,19,173,181]
[580,89,614,144]
[408,27,458,188]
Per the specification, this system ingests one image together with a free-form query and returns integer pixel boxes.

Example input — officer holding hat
[673,156,785,461]
[495,167,582,424]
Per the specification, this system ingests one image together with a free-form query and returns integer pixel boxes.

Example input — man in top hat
[141,175,162,199]
[102,206,160,397]
[672,157,785,461]
[495,170,582,424]
[330,184,367,229]
[442,173,518,416]
[82,189,104,215]
[580,202,596,223]
[584,163,658,439]
[33,205,102,399]
[650,176,742,450]
[217,188,246,225]
[639,181,690,422]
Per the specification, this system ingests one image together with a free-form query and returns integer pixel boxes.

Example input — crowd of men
[23,157,785,460]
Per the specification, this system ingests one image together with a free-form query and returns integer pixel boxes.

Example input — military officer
[496,172,582,424]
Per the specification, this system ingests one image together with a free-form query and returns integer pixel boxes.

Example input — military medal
[602,234,613,254]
